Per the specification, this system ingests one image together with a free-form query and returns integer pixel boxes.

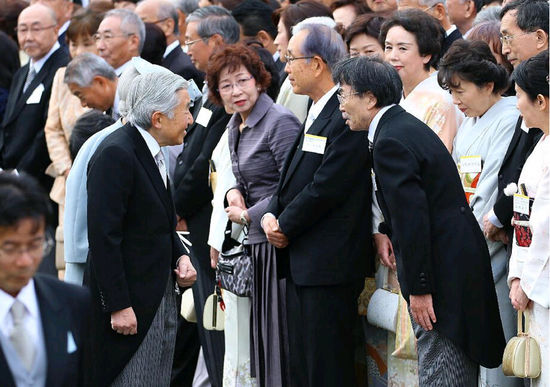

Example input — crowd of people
[0,0,548,386]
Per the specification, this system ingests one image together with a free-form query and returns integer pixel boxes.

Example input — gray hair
[295,23,347,72]
[172,0,199,16]
[64,53,116,87]
[156,0,180,34]
[186,6,239,44]
[105,9,146,54]
[126,72,189,129]
[396,0,445,6]
[292,17,336,35]
[474,6,501,26]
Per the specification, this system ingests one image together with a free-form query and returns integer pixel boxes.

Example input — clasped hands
[482,213,509,244]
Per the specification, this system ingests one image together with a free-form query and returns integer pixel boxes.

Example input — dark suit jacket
[441,28,462,58]
[162,45,204,89]
[86,123,185,386]
[266,93,374,286]
[0,47,69,191]
[493,117,543,237]
[0,274,91,387]
[372,105,505,368]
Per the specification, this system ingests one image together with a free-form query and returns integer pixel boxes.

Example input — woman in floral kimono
[438,39,521,387]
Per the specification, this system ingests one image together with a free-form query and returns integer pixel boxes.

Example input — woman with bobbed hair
[44,8,103,279]
[380,9,462,152]
[207,44,301,386]
[344,13,385,58]
[438,39,520,387]
[507,51,549,387]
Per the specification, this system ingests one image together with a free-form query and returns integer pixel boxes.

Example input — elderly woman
[344,13,385,58]
[438,39,521,387]
[207,44,301,386]
[508,51,549,387]
[380,9,463,152]
[44,8,103,277]
[273,0,332,122]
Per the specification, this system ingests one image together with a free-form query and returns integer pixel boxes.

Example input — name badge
[460,155,482,174]
[26,83,44,104]
[513,193,530,215]
[195,107,213,127]
[302,134,327,155]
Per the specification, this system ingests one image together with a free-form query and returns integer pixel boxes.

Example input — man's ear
[208,33,224,47]
[151,111,163,129]
[535,29,549,51]
[256,30,273,48]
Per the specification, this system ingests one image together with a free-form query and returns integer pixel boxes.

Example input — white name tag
[26,83,44,104]
[460,155,482,173]
[302,134,327,155]
[195,107,213,127]
[513,194,530,215]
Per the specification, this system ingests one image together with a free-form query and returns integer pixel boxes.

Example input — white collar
[307,84,339,123]
[368,104,396,144]
[30,41,60,75]
[135,124,161,159]
[115,59,135,77]
[58,20,70,37]
[445,24,457,37]
[272,51,280,62]
[0,279,39,328]
[164,41,181,58]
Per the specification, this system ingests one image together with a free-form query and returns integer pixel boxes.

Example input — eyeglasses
[284,54,315,64]
[499,31,535,46]
[149,17,169,25]
[184,38,204,47]
[218,76,254,94]
[15,24,56,35]
[336,89,360,104]
[93,32,135,42]
[0,237,54,260]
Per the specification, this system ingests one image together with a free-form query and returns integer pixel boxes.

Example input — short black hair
[0,172,50,229]
[70,111,116,160]
[332,56,402,107]
[232,0,278,39]
[513,50,549,101]
[379,9,445,71]
[438,40,510,95]
[500,0,549,35]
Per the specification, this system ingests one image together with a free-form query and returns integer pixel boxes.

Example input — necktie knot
[10,300,26,323]
[9,299,35,371]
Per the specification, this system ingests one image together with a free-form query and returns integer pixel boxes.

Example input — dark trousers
[286,277,362,387]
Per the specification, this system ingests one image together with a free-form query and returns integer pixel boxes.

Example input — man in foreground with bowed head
[86,71,197,386]
[334,56,505,386]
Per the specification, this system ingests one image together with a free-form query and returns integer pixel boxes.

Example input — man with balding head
[95,9,145,76]
[0,3,69,195]
[136,0,203,87]
[31,0,74,47]
[447,0,482,36]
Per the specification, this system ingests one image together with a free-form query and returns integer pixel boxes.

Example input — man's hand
[409,294,436,331]
[373,233,396,270]
[176,216,188,231]
[483,214,503,242]
[111,307,138,335]
[226,189,246,209]
[509,278,531,311]
[175,255,197,287]
[262,215,289,248]
[210,247,219,269]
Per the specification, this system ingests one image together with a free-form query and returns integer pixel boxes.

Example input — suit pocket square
[67,331,77,354]
[26,83,44,104]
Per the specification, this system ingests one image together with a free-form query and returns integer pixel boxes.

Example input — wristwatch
[240,210,249,226]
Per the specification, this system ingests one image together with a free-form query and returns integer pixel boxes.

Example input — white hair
[126,72,189,129]
[292,17,337,36]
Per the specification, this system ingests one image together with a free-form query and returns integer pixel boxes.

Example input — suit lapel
[501,116,522,166]
[373,105,403,145]
[1,65,27,126]
[127,125,173,219]
[34,276,66,387]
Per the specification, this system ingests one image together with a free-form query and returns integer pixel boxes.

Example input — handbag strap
[517,310,530,336]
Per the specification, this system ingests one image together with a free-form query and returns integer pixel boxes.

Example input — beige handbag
[203,287,225,331]
[502,310,541,378]
[180,288,197,323]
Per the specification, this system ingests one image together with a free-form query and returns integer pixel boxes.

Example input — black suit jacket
[0,47,69,191]
[0,274,91,387]
[372,105,505,368]
[86,123,185,386]
[266,93,374,286]
[441,28,462,58]
[493,117,543,236]
[162,45,204,89]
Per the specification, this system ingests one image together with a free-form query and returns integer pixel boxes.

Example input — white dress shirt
[163,41,181,59]
[29,41,60,77]
[0,280,41,346]
[304,84,339,132]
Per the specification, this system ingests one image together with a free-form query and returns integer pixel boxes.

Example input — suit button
[460,206,465,213]
[498,175,503,180]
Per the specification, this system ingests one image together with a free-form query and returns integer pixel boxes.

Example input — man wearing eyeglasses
[31,0,74,48]
[0,4,69,277]
[95,9,145,76]
[0,172,91,387]
[262,23,374,387]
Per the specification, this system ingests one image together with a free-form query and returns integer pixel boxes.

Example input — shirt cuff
[260,212,277,230]
[488,209,504,228]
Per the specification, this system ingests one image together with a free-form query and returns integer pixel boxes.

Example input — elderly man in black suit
[334,56,505,386]
[0,172,90,387]
[86,71,197,386]
[135,0,204,88]
[262,23,373,387]
[32,0,73,48]
[0,3,69,194]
